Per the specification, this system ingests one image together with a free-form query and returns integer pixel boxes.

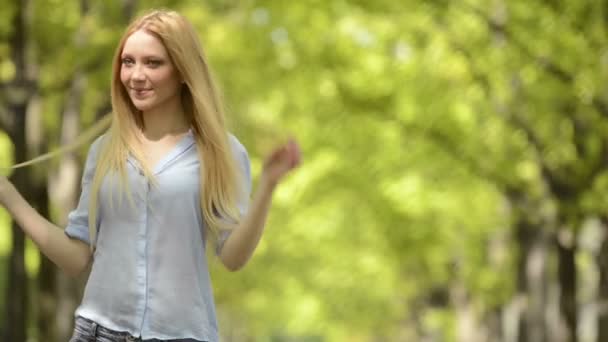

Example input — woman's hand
[260,139,301,189]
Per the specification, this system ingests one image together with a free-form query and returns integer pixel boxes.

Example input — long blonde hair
[88,9,242,248]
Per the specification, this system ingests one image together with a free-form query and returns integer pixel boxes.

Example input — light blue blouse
[65,131,251,342]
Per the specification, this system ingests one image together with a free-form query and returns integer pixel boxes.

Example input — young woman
[0,9,300,342]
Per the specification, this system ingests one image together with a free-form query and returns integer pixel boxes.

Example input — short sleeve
[216,135,252,254]
[64,136,104,245]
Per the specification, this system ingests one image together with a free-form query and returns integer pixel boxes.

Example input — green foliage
[0,0,605,341]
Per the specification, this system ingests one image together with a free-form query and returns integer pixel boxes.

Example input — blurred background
[0,0,607,341]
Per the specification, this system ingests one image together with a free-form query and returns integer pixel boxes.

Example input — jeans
[69,316,205,342]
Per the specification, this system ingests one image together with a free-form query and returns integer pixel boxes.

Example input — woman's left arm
[219,139,301,271]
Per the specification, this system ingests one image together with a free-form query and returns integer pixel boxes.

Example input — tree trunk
[33,177,55,341]
[6,113,28,342]
[451,281,482,342]
[4,0,35,340]
[512,217,549,342]
[121,0,139,22]
[597,219,608,342]
[556,228,577,342]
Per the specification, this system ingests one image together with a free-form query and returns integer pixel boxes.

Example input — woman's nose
[131,65,146,81]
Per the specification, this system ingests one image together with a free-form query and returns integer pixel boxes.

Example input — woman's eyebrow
[121,53,165,59]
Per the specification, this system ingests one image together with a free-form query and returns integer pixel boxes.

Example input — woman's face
[120,30,182,113]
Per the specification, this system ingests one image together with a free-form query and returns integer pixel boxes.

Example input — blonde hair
[8,115,111,170]
[86,9,242,248]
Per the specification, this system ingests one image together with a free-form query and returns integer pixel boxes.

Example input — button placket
[133,167,150,338]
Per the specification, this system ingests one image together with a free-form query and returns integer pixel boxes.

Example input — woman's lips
[130,87,152,97]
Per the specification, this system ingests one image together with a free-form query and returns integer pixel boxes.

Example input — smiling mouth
[129,87,152,98]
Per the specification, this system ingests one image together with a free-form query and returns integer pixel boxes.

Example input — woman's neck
[141,105,189,141]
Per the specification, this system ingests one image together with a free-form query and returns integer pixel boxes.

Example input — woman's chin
[131,100,153,111]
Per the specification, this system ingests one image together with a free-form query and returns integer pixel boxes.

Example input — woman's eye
[121,58,134,66]
[147,60,162,67]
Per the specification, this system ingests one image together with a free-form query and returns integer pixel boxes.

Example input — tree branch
[458,1,608,118]
[398,120,515,189]
[438,9,606,201]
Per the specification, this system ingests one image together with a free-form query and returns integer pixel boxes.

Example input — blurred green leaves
[1,0,606,340]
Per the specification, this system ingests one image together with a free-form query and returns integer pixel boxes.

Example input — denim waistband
[74,316,206,342]
[75,316,140,341]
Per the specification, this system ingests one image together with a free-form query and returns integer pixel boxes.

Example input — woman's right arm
[0,177,91,276]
